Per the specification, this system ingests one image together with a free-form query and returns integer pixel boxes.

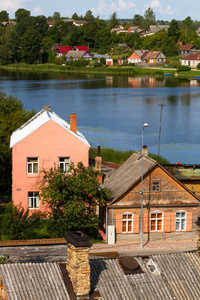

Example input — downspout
[106,206,108,244]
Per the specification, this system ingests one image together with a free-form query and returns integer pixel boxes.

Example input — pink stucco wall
[12,120,89,212]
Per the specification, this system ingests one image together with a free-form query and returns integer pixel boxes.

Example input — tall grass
[89,147,170,164]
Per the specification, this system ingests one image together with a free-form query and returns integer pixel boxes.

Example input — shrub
[197,63,200,69]
[93,62,103,67]
[177,65,191,72]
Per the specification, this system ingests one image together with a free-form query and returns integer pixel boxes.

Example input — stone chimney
[142,145,148,156]
[70,114,77,134]
[95,146,102,172]
[65,231,92,299]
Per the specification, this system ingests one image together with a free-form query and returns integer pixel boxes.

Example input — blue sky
[3,0,200,21]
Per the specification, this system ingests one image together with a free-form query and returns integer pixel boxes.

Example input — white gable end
[10,108,90,148]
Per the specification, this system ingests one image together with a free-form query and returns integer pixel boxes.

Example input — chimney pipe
[142,145,148,156]
[70,114,77,134]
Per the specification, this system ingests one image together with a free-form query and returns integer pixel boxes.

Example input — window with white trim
[122,213,133,233]
[175,211,186,231]
[27,157,38,174]
[59,157,71,172]
[28,192,39,208]
[150,211,163,231]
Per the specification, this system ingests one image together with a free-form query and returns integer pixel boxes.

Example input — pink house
[10,105,90,212]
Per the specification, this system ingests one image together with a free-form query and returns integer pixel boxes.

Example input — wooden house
[180,52,200,68]
[179,45,197,56]
[128,50,149,64]
[143,51,166,65]
[103,152,200,243]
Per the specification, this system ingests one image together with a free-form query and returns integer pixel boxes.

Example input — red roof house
[55,46,73,55]
[74,46,89,52]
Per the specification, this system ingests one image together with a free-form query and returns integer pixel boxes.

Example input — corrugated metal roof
[10,107,90,148]
[0,262,70,300]
[103,152,156,204]
[90,252,200,300]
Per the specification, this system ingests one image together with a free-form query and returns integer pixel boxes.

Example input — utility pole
[158,104,165,163]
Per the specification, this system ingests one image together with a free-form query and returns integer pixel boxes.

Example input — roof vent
[118,257,144,275]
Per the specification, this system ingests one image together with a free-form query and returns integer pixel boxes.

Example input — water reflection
[1,69,200,163]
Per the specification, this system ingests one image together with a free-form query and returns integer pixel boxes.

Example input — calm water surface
[1,70,200,164]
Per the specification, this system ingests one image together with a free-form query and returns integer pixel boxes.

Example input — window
[176,211,186,231]
[152,181,160,191]
[59,157,71,172]
[151,211,163,231]
[28,192,39,208]
[27,157,38,174]
[122,213,133,233]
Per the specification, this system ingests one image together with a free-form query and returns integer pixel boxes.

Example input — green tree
[109,12,119,29]
[144,7,156,30]
[19,29,42,63]
[15,8,30,22]
[39,162,109,235]
[0,91,35,190]
[71,13,80,20]
[0,28,20,64]
[131,14,144,28]
[167,19,180,41]
[0,10,9,22]
[53,12,60,21]
[84,10,95,23]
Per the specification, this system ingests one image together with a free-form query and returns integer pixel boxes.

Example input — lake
[1,69,200,164]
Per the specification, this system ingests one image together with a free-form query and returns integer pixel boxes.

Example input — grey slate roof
[65,50,88,59]
[0,262,70,300]
[103,152,156,204]
[91,252,200,300]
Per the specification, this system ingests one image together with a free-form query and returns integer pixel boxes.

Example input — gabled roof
[144,51,166,59]
[148,25,169,33]
[180,52,200,61]
[55,46,73,54]
[10,106,90,148]
[103,152,156,203]
[128,50,149,59]
[66,50,91,59]
[179,44,195,51]
[103,152,200,205]
[74,46,89,52]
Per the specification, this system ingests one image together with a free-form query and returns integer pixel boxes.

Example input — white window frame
[150,211,163,232]
[27,157,39,174]
[122,212,133,233]
[175,211,187,231]
[28,192,40,209]
[59,157,71,172]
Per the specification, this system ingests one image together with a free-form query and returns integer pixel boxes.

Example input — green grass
[89,147,170,164]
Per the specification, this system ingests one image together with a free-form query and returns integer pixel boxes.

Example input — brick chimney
[142,145,148,156]
[95,146,102,172]
[65,231,92,299]
[70,114,77,134]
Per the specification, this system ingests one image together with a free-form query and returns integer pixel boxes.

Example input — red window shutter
[170,212,176,232]
[164,212,171,232]
[186,212,193,232]
[115,214,122,233]
[133,214,140,233]
[143,212,149,233]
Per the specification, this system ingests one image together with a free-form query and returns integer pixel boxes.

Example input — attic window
[152,181,160,191]
[118,257,144,275]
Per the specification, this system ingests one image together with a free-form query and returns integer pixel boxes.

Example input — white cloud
[150,0,160,9]
[92,0,136,17]
[1,0,29,16]
[32,7,44,16]
[145,0,173,16]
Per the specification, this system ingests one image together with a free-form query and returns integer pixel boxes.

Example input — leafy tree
[15,8,30,22]
[168,19,180,41]
[84,10,95,23]
[39,162,109,235]
[0,202,45,240]
[19,29,42,64]
[53,12,60,21]
[71,13,80,20]
[0,10,9,22]
[143,7,156,30]
[131,14,144,28]
[109,12,119,29]
[0,91,35,190]
[0,28,20,64]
